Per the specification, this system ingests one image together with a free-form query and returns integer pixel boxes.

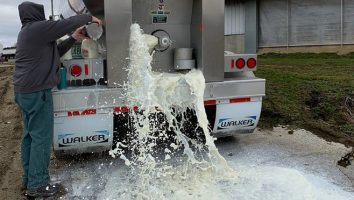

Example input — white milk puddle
[92,164,353,200]
[57,24,354,200]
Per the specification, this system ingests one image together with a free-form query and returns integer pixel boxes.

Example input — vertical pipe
[341,0,343,48]
[287,0,290,50]
[51,0,54,17]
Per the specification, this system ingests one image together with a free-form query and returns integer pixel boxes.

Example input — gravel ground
[0,66,23,200]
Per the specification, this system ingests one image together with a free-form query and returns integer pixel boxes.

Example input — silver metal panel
[132,0,194,73]
[90,0,226,84]
[105,0,132,87]
[191,0,225,82]
[204,78,266,100]
[139,25,192,72]
[225,0,245,35]
[53,87,125,112]
[191,0,203,73]
[53,78,265,112]
[201,0,225,82]
[132,0,193,24]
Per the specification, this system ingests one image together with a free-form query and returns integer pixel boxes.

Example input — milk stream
[109,24,236,199]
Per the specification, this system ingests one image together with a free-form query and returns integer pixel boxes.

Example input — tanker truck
[53,0,265,155]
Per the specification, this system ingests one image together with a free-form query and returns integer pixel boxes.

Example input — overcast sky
[0,0,55,47]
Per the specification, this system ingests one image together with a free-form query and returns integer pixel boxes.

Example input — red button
[70,65,82,77]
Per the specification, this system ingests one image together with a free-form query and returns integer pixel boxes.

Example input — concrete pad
[50,127,354,199]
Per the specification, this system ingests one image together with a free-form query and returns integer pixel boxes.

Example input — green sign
[71,43,83,59]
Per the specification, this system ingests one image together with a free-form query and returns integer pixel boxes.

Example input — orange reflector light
[114,106,137,113]
[82,109,96,115]
[204,100,217,106]
[229,97,251,104]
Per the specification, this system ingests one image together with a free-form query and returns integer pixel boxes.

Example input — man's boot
[26,183,62,197]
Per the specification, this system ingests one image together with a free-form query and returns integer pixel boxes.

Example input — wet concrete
[49,127,354,200]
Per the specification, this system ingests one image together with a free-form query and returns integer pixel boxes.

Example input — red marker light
[247,58,257,68]
[121,106,129,113]
[133,106,139,111]
[236,58,246,69]
[231,59,235,69]
[85,64,89,76]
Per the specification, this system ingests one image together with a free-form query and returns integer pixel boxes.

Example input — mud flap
[53,112,113,153]
[212,101,262,135]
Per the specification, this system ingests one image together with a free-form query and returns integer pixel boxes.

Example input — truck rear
[53,0,265,155]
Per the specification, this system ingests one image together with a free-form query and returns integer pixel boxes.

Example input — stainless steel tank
[83,0,225,87]
[83,0,104,15]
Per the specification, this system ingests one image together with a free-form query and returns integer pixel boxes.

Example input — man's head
[18,1,46,26]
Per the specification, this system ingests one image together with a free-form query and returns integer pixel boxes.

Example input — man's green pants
[15,89,53,190]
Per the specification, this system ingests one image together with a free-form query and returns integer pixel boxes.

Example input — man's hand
[71,26,87,41]
[92,16,103,26]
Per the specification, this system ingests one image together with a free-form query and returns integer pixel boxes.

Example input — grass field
[256,53,354,146]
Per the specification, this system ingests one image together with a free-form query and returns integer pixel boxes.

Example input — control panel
[62,59,105,87]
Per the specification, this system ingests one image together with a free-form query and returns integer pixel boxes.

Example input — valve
[151,29,172,52]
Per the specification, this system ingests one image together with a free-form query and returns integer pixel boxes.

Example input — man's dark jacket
[14,1,92,93]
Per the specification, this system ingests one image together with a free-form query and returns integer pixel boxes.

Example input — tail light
[236,58,246,69]
[247,58,257,68]
[70,65,82,77]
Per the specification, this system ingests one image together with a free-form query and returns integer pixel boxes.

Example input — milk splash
[109,24,235,199]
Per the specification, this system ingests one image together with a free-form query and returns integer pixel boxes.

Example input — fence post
[287,0,290,50]
[341,0,343,48]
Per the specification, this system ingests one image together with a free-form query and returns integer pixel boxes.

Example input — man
[14,1,102,198]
